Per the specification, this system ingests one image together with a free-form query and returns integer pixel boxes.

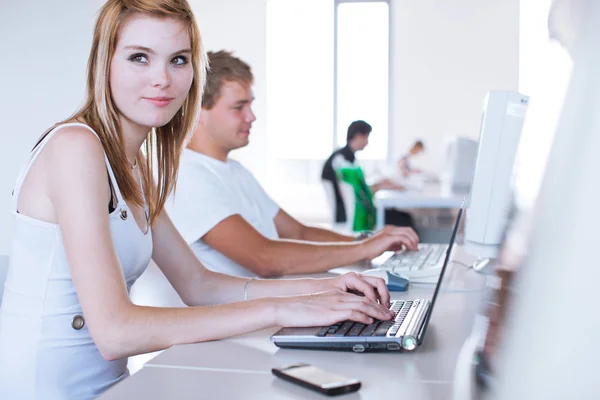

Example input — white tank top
[0,123,153,399]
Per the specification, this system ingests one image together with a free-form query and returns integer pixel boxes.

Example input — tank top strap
[12,122,125,210]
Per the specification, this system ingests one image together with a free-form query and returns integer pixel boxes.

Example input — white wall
[0,1,100,254]
[189,0,268,182]
[390,0,520,173]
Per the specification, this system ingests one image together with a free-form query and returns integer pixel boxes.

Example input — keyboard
[381,243,448,271]
[315,300,416,338]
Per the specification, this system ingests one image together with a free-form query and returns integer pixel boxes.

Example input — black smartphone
[272,363,361,396]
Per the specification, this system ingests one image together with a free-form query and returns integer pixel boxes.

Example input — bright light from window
[336,2,389,159]
[266,0,334,159]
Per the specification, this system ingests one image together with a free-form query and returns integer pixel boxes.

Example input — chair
[321,180,356,234]
[0,254,9,307]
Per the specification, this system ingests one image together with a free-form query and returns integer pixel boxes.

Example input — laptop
[271,204,464,353]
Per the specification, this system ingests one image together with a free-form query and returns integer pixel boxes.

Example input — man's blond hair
[202,50,253,110]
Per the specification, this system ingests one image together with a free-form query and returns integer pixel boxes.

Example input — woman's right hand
[274,289,395,328]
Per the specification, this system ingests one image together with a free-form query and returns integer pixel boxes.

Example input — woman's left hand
[316,272,390,308]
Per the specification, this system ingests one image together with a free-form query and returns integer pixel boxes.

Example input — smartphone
[272,363,361,396]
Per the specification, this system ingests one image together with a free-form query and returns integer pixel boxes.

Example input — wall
[0,1,100,254]
[390,0,520,172]
[189,0,268,182]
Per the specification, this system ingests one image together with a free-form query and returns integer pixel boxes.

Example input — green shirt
[336,165,376,232]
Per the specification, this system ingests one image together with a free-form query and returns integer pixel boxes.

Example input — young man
[321,121,414,230]
[166,51,419,278]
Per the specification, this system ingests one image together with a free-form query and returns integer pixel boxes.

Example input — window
[266,0,390,162]
[336,1,389,159]
[266,0,334,160]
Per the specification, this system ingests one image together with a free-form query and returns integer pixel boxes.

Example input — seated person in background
[166,51,419,278]
[398,140,425,177]
[321,121,415,231]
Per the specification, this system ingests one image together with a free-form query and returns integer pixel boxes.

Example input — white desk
[374,185,466,230]
[102,247,487,399]
[101,365,454,399]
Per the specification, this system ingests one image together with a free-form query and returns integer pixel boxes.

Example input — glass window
[336,1,389,159]
[266,0,390,164]
[266,0,334,160]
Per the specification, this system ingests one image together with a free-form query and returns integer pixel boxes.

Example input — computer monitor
[440,136,479,192]
[464,90,529,262]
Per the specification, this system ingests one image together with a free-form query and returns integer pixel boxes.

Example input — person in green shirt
[322,120,415,232]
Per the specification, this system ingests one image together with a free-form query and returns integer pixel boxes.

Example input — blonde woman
[0,1,393,398]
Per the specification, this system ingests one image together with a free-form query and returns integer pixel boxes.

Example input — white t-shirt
[166,149,280,277]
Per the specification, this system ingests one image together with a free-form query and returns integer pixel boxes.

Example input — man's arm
[153,210,393,309]
[202,214,419,278]
[274,209,355,242]
[370,179,405,194]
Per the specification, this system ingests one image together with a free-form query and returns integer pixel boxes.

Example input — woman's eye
[129,54,148,64]
[171,56,188,66]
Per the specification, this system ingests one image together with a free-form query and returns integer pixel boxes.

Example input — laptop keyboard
[382,244,448,271]
[315,300,412,338]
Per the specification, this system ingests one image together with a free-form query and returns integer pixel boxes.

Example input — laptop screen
[417,202,465,344]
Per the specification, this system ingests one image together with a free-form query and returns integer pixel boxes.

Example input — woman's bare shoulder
[43,123,106,167]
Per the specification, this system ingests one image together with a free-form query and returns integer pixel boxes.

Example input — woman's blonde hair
[70,0,205,225]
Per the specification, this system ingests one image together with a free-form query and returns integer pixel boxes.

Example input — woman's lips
[144,97,174,107]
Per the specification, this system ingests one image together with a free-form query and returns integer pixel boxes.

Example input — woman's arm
[152,209,390,307]
[44,128,393,361]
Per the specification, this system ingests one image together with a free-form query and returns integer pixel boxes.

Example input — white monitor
[464,90,529,260]
[440,136,479,192]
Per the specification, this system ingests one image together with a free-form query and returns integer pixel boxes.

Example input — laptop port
[352,344,365,353]
[386,343,401,351]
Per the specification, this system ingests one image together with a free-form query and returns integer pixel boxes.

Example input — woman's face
[110,15,194,130]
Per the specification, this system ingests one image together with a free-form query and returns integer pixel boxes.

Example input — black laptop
[271,204,464,353]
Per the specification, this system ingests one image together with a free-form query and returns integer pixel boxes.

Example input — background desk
[103,247,487,399]
[374,186,466,230]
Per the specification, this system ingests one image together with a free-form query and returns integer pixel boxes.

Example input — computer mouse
[361,269,410,292]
